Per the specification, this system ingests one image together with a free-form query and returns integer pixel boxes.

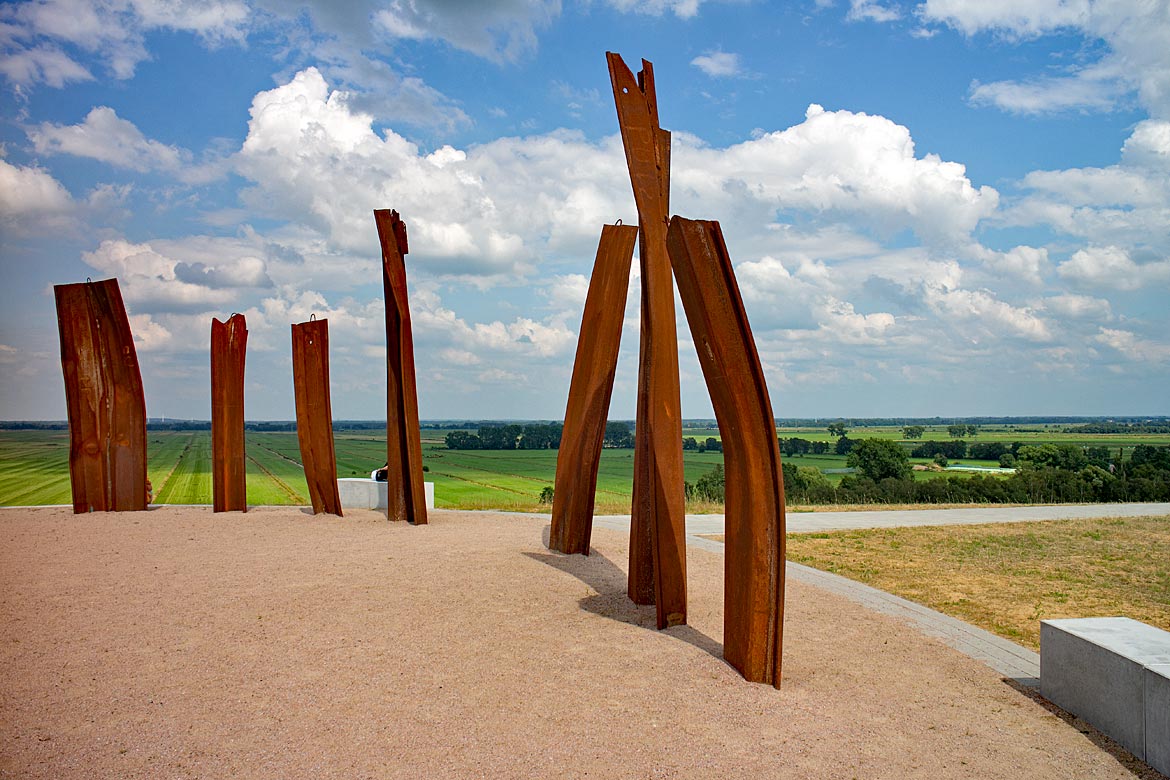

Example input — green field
[3,425,1168,510]
[0,429,722,511]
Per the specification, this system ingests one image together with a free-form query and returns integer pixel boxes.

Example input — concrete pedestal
[336,478,434,512]
[1040,617,1170,775]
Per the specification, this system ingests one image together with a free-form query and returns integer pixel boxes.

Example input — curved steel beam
[211,313,248,513]
[292,318,342,516]
[666,216,786,687]
[549,222,638,554]
[54,278,147,513]
[608,51,687,628]
[375,209,427,525]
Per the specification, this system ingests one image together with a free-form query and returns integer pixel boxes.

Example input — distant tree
[847,438,911,482]
[933,454,948,468]
[539,486,554,504]
[947,424,968,438]
[810,440,830,455]
[969,442,1009,461]
[444,430,482,449]
[519,423,562,450]
[835,436,856,455]
[704,437,722,453]
[781,437,812,456]
[1016,444,1089,471]
[1085,446,1111,469]
[902,425,926,439]
[682,436,698,451]
[827,421,849,438]
[604,421,634,448]
[693,463,725,503]
[966,424,979,437]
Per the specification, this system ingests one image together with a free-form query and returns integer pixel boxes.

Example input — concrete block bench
[1040,617,1170,775]
[336,479,435,512]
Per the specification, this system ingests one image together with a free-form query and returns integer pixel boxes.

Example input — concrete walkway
[594,503,1170,685]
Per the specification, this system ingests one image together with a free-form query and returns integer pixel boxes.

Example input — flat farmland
[0,429,728,512]
[0,429,720,512]
[5,425,1168,511]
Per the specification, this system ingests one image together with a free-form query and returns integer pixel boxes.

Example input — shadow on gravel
[525,536,724,663]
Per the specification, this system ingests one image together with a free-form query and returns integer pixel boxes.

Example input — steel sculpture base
[667,217,786,687]
[608,51,687,628]
[54,278,147,513]
[292,318,342,516]
[211,313,248,512]
[375,208,428,525]
[549,223,638,554]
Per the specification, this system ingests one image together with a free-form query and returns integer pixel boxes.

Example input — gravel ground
[0,505,1156,779]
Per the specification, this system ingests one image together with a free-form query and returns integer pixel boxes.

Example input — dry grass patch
[755,515,1170,650]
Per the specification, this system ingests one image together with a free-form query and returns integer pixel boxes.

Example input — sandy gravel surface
[0,506,1155,779]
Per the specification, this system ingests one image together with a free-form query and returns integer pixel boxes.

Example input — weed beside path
[783,514,1170,649]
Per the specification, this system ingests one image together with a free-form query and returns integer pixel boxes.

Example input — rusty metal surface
[291,318,342,516]
[549,223,638,554]
[375,209,427,525]
[211,313,248,513]
[54,278,147,513]
[607,51,687,628]
[666,216,786,687]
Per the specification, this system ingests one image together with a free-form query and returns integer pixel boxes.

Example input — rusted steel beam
[211,313,248,513]
[607,51,687,628]
[666,216,786,688]
[549,223,639,554]
[291,318,342,516]
[374,209,428,525]
[54,278,147,513]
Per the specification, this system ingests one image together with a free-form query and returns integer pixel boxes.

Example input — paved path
[662,501,1170,536]
[594,503,1170,685]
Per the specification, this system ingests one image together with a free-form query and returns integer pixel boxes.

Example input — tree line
[444,422,567,450]
[782,440,1170,505]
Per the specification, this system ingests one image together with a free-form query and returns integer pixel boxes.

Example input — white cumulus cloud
[691,50,742,78]
[1056,245,1170,290]
[922,0,1170,118]
[29,106,188,172]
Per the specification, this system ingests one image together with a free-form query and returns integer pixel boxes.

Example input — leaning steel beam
[291,318,343,516]
[666,216,786,688]
[211,313,248,513]
[54,278,148,513]
[549,222,639,554]
[607,51,687,628]
[375,209,428,525]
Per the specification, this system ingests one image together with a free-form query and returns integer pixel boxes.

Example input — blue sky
[1,0,1168,421]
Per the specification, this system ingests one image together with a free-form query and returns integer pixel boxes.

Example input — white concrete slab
[1041,617,1170,767]
[1145,663,1170,776]
[336,479,435,512]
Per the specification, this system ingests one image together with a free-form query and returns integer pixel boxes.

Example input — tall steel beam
[607,51,687,628]
[211,313,248,513]
[549,223,639,554]
[375,209,428,525]
[54,278,148,513]
[292,318,342,516]
[666,217,787,687]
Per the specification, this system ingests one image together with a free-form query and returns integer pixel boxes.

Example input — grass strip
[780,515,1170,650]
